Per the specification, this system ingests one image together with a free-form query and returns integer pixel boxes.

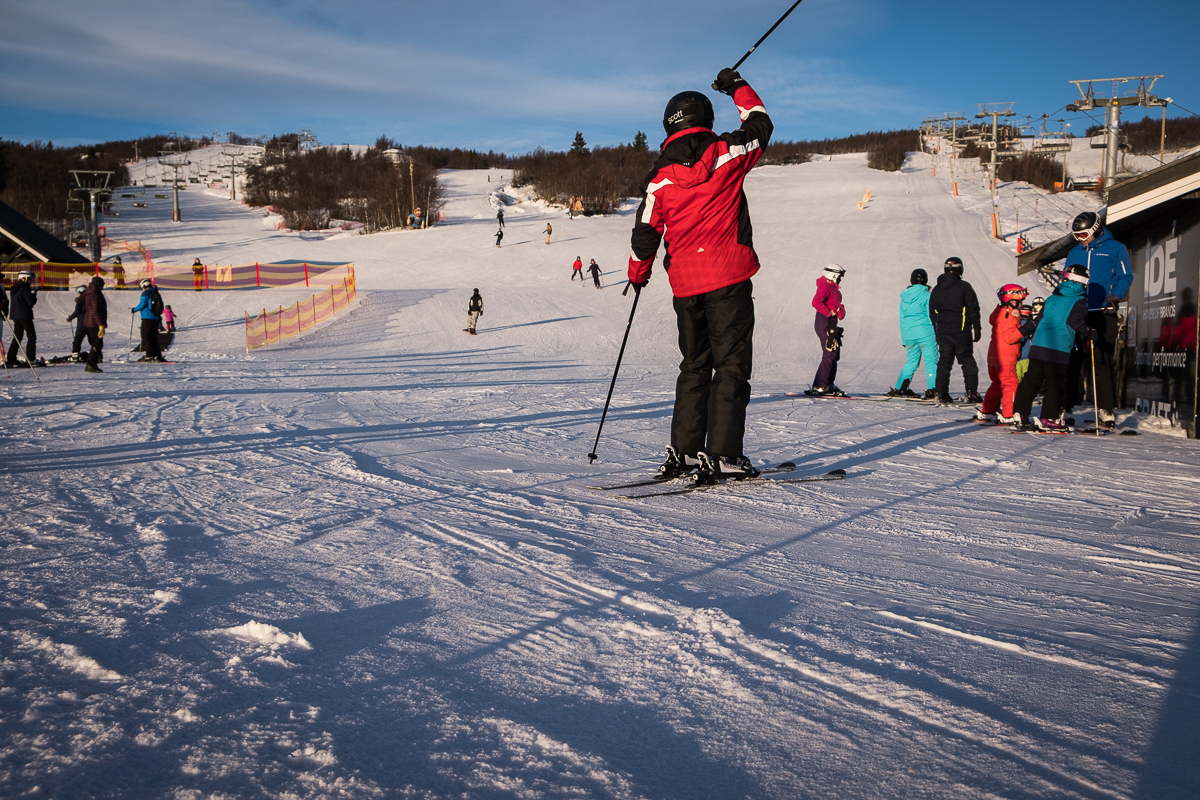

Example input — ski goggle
[1073,230,1092,241]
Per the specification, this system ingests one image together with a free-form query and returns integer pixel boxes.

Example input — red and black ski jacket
[627,84,772,298]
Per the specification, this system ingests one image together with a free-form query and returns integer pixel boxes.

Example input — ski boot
[964,389,984,404]
[656,446,698,480]
[1097,409,1116,429]
[695,452,759,484]
[1034,416,1070,433]
[973,411,997,422]
[923,389,938,400]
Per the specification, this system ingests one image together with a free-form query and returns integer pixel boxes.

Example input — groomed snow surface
[2,152,1198,799]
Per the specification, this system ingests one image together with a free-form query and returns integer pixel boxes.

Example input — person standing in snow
[571,257,583,281]
[192,258,205,292]
[928,256,982,404]
[588,259,602,289]
[494,228,503,248]
[5,271,41,367]
[163,305,177,332]
[112,256,126,290]
[1063,211,1131,428]
[627,67,772,480]
[809,264,847,396]
[496,208,505,228]
[67,284,88,360]
[81,276,107,373]
[1015,296,1044,382]
[131,278,165,362]
[888,268,939,398]
[1013,265,1095,431]
[543,223,552,245]
[976,284,1028,422]
[466,289,484,335]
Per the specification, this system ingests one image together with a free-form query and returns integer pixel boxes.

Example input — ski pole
[1089,337,1101,436]
[588,283,642,463]
[127,311,136,359]
[730,0,808,71]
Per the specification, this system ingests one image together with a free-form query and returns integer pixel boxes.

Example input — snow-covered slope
[1,155,1197,800]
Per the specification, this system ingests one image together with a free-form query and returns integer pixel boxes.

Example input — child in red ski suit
[978,284,1028,421]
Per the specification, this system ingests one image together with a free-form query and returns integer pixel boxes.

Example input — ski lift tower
[1066,75,1168,194]
[974,103,1017,238]
[220,149,249,202]
[159,152,191,223]
[69,170,114,261]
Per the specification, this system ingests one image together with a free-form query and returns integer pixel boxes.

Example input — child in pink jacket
[809,264,847,396]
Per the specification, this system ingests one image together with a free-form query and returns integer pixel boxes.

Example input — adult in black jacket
[928,257,982,403]
[81,276,108,372]
[6,271,40,367]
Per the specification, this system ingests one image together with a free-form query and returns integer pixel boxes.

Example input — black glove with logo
[711,68,748,96]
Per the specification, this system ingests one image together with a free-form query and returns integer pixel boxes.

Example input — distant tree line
[243,140,443,232]
[760,130,919,172]
[0,140,131,226]
[509,132,655,214]
[1086,115,1200,156]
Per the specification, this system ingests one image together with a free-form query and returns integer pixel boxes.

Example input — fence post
[204,264,209,290]
[304,262,309,287]
[40,262,45,287]
[256,262,260,287]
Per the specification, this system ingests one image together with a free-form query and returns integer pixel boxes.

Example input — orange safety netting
[2,261,354,292]
[244,270,357,351]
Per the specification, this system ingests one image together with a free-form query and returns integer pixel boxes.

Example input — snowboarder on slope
[67,284,88,360]
[888,268,938,398]
[466,289,484,335]
[976,284,1028,422]
[627,67,772,481]
[810,264,847,396]
[1063,211,1131,428]
[929,256,982,404]
[1012,265,1094,431]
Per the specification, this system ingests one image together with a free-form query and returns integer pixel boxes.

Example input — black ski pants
[140,318,163,359]
[6,319,36,364]
[84,327,104,367]
[1014,357,1071,420]
[671,280,754,459]
[72,321,87,355]
[1066,310,1117,412]
[935,331,979,396]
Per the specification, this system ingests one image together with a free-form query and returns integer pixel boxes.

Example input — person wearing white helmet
[5,271,43,367]
[66,284,88,360]
[809,264,847,396]
[131,277,166,362]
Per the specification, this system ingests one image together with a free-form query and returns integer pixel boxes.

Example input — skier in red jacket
[976,284,1028,422]
[627,67,772,482]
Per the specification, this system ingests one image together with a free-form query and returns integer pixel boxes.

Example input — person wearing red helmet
[627,67,772,482]
[976,284,1028,422]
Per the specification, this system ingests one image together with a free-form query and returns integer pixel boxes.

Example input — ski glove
[972,326,981,343]
[98,326,105,339]
[712,68,748,96]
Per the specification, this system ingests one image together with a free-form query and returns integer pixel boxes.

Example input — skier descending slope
[627,67,772,483]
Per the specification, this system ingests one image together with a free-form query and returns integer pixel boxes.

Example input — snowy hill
[1,153,1198,800]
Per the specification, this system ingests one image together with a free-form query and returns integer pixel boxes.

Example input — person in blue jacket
[888,268,939,398]
[1063,211,1132,426]
[1012,264,1095,431]
[131,278,165,362]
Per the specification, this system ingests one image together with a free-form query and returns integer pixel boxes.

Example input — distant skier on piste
[1063,211,1131,428]
[888,268,938,399]
[626,66,772,483]
[67,284,88,361]
[466,289,483,334]
[571,257,583,281]
[6,271,42,367]
[929,256,982,404]
[809,264,847,396]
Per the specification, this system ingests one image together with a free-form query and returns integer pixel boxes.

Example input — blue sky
[2,0,1197,153]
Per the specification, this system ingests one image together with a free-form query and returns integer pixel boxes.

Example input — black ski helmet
[1062,263,1089,284]
[943,256,964,275]
[1072,211,1101,242]
[663,91,714,136]
[910,268,928,286]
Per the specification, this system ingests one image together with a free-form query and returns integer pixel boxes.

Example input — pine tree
[568,131,589,159]
[631,131,648,152]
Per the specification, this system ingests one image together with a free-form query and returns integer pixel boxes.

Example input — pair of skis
[588,461,848,499]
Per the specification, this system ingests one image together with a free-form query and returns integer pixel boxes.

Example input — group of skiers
[571,257,603,288]
[1,271,173,372]
[815,208,1130,433]
[614,66,1135,485]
